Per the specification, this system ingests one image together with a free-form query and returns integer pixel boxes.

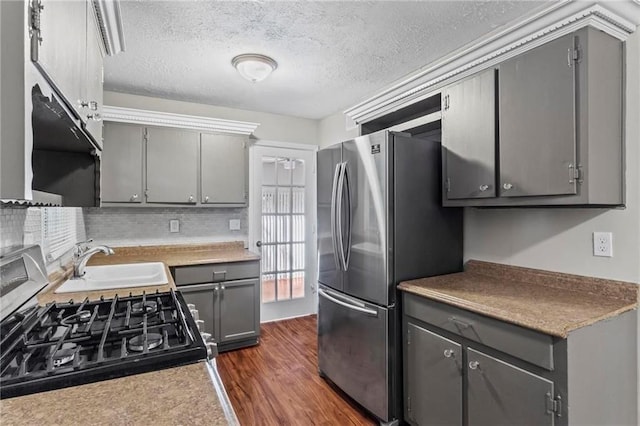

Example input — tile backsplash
[0,207,28,249]
[84,207,248,247]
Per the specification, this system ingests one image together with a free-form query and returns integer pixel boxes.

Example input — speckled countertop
[0,361,237,426]
[37,242,259,305]
[398,260,638,338]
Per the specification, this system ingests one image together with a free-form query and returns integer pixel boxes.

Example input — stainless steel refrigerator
[317,130,463,424]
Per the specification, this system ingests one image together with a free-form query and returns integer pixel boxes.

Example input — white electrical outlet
[593,232,613,257]
[229,219,241,231]
[170,219,180,233]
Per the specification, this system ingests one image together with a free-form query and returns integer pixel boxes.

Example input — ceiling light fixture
[232,54,278,83]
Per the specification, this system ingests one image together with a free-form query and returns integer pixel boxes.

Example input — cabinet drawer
[174,261,260,285]
[404,294,554,370]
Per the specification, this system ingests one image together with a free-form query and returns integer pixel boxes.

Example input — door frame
[248,140,318,323]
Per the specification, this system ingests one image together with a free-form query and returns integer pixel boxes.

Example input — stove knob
[190,309,200,321]
[187,304,196,310]
[201,332,212,342]
[195,319,204,331]
[206,342,218,359]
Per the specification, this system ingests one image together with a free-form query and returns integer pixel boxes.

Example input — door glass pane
[260,156,307,304]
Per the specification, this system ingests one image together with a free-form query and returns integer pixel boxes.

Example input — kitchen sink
[54,262,168,293]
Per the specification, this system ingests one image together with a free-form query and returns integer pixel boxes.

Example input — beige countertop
[0,361,236,426]
[398,260,638,338]
[37,242,259,305]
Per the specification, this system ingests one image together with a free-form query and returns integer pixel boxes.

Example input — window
[42,208,78,262]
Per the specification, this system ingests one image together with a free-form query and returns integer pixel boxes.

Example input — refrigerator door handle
[343,164,352,270]
[318,288,378,316]
[336,161,347,271]
[330,163,342,270]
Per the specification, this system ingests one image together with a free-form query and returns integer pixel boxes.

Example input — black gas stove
[0,248,206,399]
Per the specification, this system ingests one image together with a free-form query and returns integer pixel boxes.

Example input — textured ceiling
[104,1,547,120]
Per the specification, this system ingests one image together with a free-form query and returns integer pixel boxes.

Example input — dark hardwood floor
[216,315,377,426]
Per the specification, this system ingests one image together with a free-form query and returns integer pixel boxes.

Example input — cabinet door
[146,127,198,203]
[179,283,219,342]
[200,133,247,204]
[405,322,462,426]
[101,123,144,203]
[218,278,259,343]
[499,33,577,197]
[442,69,496,199]
[467,348,554,426]
[35,0,87,117]
[83,5,104,146]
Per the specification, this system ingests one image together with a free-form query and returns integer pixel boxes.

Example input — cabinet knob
[469,361,480,370]
[443,349,455,358]
[130,194,138,201]
[220,285,225,292]
[87,113,102,121]
[479,184,489,192]
[204,196,210,202]
[89,101,98,111]
[502,183,513,191]
[188,195,194,202]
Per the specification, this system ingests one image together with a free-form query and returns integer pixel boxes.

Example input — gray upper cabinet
[201,133,247,204]
[442,27,623,207]
[146,127,199,204]
[442,69,496,200]
[34,0,87,118]
[405,322,462,426]
[499,33,577,198]
[101,122,144,203]
[82,4,105,147]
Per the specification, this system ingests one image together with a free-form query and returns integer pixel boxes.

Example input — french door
[249,143,317,322]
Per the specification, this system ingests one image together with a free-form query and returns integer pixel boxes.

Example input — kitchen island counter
[399,260,638,337]
[0,361,237,426]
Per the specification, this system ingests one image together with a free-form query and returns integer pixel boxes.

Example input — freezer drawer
[317,285,391,422]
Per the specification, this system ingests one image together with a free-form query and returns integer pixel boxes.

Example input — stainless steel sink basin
[55,262,168,293]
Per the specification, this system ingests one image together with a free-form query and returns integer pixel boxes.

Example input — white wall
[104,91,319,146]
[318,110,358,148]
[464,30,640,284]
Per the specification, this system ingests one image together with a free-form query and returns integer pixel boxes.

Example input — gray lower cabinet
[101,122,144,203]
[173,260,260,352]
[406,323,462,426]
[146,127,199,204]
[201,133,247,204]
[403,293,637,426]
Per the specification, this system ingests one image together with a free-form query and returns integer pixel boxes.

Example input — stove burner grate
[131,301,158,316]
[128,333,163,352]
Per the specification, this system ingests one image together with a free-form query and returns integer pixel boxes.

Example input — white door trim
[248,143,318,322]
[252,139,319,151]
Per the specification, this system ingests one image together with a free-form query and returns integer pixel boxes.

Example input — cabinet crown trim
[344,1,638,125]
[103,106,260,135]
[93,0,126,56]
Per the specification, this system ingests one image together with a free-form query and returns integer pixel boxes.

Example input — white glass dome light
[232,54,278,82]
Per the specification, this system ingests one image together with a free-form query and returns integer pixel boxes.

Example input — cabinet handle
[502,183,513,191]
[449,316,472,329]
[479,184,489,192]
[443,349,455,358]
[567,48,572,67]
[469,361,480,370]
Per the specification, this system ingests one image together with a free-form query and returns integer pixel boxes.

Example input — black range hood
[30,84,101,207]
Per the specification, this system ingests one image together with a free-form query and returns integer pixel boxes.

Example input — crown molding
[93,0,126,56]
[344,1,639,125]
[102,106,261,135]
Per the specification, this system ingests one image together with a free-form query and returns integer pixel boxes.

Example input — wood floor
[216,315,377,426]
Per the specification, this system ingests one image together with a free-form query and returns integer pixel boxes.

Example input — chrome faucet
[73,244,114,278]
